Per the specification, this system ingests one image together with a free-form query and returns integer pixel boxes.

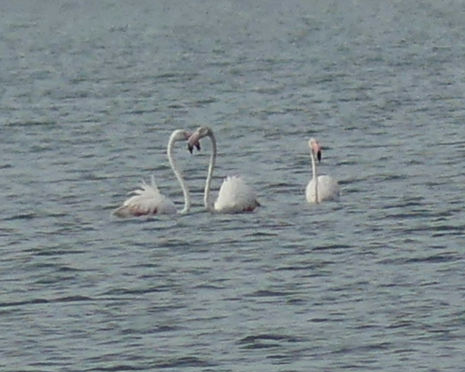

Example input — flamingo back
[214,176,259,213]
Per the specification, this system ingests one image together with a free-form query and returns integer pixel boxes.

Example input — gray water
[1,1,464,371]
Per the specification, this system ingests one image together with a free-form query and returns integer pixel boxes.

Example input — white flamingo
[187,126,260,213]
[112,129,199,217]
[306,137,340,204]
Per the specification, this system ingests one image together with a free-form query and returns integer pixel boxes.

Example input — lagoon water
[1,1,464,371]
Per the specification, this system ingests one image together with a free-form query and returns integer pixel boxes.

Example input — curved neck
[167,136,190,214]
[311,150,319,203]
[204,132,216,211]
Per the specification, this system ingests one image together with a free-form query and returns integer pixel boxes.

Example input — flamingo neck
[311,150,319,203]
[167,135,190,214]
[204,132,216,212]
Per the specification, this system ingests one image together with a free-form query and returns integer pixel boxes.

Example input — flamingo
[187,126,260,213]
[306,137,340,204]
[112,129,199,217]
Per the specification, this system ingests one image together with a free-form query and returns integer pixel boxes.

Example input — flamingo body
[305,137,340,204]
[306,175,340,203]
[214,176,260,213]
[113,177,177,217]
[187,126,260,213]
[113,129,194,218]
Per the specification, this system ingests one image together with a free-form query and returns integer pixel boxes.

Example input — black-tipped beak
[187,131,202,154]
[187,142,201,154]
[317,150,321,162]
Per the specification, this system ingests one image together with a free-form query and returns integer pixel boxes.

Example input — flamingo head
[308,138,321,162]
[187,126,211,153]
[171,129,201,150]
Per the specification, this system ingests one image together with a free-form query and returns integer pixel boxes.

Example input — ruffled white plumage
[214,176,260,213]
[113,176,176,217]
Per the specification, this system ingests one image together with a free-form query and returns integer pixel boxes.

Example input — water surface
[1,1,464,371]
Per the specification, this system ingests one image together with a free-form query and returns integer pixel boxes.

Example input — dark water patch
[37,211,69,219]
[190,97,217,106]
[86,364,147,371]
[54,295,94,303]
[313,244,353,252]
[4,120,57,127]
[431,224,465,236]
[192,283,225,290]
[153,71,200,82]
[381,250,459,265]
[243,230,279,238]
[125,108,159,116]
[34,275,77,285]
[276,263,326,272]
[100,286,170,296]
[266,353,302,364]
[384,210,431,219]
[147,325,182,333]
[238,334,304,350]
[285,297,307,306]
[155,356,215,368]
[309,317,331,323]
[331,341,392,355]
[0,295,93,308]
[4,212,37,221]
[371,174,409,183]
[378,251,459,265]
[245,289,293,298]
[405,253,459,264]
[32,248,87,256]
[402,224,464,237]
[166,103,187,110]
[387,319,417,330]
[0,298,49,308]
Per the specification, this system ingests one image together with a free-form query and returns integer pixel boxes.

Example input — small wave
[405,253,459,264]
[245,289,290,297]
[99,286,168,296]
[0,298,49,308]
[331,341,392,355]
[4,212,36,221]
[155,356,215,368]
[380,252,459,265]
[238,334,304,349]
[0,295,93,308]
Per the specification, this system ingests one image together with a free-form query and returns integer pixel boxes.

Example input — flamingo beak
[187,132,201,153]
[311,141,322,162]
[188,142,201,153]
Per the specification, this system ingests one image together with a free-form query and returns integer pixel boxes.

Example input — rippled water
[1,1,465,371]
